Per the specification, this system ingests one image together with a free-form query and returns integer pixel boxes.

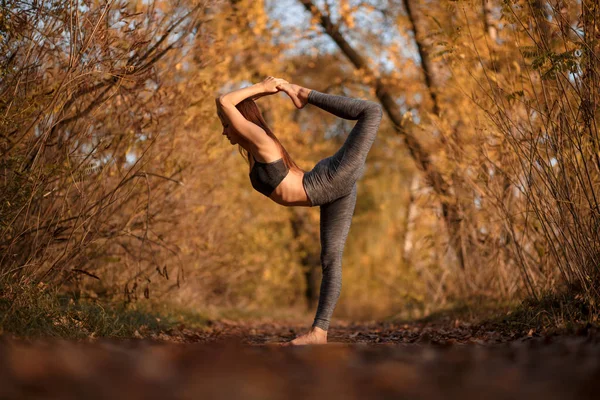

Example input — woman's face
[217,109,238,145]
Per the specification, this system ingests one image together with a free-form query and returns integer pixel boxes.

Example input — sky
[266,0,419,75]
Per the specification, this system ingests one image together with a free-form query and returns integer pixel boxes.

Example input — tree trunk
[402,0,440,116]
[482,0,498,43]
[401,175,419,266]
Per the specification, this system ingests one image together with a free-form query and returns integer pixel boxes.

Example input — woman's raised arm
[215,77,288,150]
[218,77,288,106]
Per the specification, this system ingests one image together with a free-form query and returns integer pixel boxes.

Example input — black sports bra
[249,154,289,197]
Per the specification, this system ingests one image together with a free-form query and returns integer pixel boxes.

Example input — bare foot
[278,83,310,109]
[282,327,327,346]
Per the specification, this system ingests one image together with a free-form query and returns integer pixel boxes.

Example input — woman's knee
[320,258,343,276]
[320,246,345,270]
[365,101,383,118]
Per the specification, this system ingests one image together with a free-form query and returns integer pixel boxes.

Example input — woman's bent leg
[303,91,383,205]
[307,90,381,121]
[312,183,358,331]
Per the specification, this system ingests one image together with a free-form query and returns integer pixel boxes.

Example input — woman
[216,76,383,345]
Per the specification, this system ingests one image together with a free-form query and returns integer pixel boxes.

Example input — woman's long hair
[235,98,304,173]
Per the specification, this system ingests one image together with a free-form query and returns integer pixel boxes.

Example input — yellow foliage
[3,0,595,323]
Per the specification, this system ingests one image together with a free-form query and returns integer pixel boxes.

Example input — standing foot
[281,326,327,346]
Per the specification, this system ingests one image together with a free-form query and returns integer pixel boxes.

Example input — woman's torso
[249,142,312,207]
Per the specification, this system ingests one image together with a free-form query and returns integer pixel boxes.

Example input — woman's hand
[260,76,289,94]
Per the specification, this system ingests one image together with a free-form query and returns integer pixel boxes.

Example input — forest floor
[1,310,600,399]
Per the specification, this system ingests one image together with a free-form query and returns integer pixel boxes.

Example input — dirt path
[1,319,599,399]
[152,317,537,345]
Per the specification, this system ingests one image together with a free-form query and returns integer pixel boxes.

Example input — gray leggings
[301,90,383,331]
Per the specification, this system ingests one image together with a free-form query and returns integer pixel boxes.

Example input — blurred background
[1,0,598,337]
